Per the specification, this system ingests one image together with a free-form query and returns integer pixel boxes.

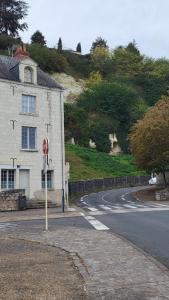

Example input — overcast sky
[21,0,169,58]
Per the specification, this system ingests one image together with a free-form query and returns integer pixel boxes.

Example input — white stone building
[0,48,65,206]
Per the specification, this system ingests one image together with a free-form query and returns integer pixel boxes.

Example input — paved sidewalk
[0,206,80,222]
[7,224,169,300]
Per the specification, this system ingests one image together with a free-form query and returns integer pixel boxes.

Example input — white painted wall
[0,78,65,205]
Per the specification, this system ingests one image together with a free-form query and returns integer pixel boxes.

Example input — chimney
[14,45,29,58]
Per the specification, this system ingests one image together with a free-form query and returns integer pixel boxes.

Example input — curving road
[77,186,169,269]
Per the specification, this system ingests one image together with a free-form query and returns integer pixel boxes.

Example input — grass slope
[65,144,144,181]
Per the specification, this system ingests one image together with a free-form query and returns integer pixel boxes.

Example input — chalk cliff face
[52,73,84,103]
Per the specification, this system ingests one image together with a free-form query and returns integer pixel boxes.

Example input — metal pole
[60,91,65,213]
[45,155,48,231]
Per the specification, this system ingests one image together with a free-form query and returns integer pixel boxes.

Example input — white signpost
[65,162,70,208]
[43,138,49,231]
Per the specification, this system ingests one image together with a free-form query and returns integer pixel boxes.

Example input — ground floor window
[41,171,53,189]
[1,170,15,189]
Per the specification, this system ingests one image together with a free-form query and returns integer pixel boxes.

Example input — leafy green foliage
[0,34,21,50]
[0,0,28,37]
[27,43,68,73]
[77,80,141,152]
[66,144,144,181]
[64,103,89,146]
[62,50,90,78]
[31,30,46,46]
[90,37,108,52]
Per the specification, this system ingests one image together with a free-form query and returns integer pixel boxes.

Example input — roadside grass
[65,144,145,181]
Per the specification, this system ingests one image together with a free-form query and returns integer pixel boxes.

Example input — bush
[27,44,68,73]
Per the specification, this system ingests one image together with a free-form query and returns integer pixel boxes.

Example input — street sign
[43,138,49,155]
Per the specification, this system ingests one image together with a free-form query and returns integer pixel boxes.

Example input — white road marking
[87,207,98,212]
[0,222,18,229]
[99,205,112,210]
[89,211,106,216]
[123,204,139,209]
[84,215,109,231]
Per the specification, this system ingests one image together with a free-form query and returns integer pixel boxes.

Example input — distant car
[148,176,157,185]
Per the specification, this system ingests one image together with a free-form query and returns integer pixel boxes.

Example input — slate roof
[0,55,63,90]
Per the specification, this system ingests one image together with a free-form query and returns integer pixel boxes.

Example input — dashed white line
[81,213,109,231]
[87,207,98,212]
[99,205,112,210]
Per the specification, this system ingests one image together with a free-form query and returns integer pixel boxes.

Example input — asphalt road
[77,186,169,269]
[1,186,169,270]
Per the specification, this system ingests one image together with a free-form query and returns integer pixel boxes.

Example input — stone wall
[69,175,149,197]
[155,189,169,201]
[0,189,26,211]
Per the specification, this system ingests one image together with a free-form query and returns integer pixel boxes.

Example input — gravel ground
[0,238,87,300]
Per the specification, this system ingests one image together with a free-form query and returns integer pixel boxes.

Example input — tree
[76,42,81,53]
[85,71,102,88]
[90,120,112,153]
[64,103,89,146]
[77,80,139,151]
[31,30,46,46]
[28,43,68,73]
[90,37,108,53]
[91,46,112,76]
[58,37,62,52]
[129,96,169,185]
[126,40,140,56]
[0,0,28,37]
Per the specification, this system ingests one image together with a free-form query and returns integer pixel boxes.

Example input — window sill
[19,112,38,117]
[20,149,38,152]
[41,188,54,191]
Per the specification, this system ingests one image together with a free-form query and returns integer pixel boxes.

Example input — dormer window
[24,67,33,83]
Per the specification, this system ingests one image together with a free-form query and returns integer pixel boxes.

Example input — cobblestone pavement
[0,237,87,300]
[7,225,169,300]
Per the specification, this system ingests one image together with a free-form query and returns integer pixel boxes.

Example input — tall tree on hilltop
[76,42,82,53]
[31,30,46,46]
[58,37,62,52]
[0,0,28,37]
[90,37,108,53]
[126,40,140,56]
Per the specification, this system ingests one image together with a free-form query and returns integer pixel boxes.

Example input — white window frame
[21,95,36,114]
[41,171,53,189]
[21,126,37,150]
[1,169,15,190]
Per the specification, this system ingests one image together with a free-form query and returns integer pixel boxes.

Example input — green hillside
[65,144,145,181]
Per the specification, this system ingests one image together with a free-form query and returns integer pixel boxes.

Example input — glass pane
[41,171,52,189]
[22,95,29,113]
[1,170,7,189]
[29,96,35,113]
[8,170,14,189]
[22,127,28,149]
[29,127,36,149]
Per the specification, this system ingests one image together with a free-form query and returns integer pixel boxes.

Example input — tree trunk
[162,171,167,187]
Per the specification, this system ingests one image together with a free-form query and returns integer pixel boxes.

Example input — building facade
[0,49,65,206]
